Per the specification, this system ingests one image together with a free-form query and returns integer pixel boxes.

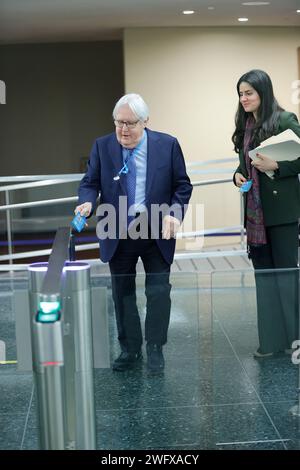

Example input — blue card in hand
[240,180,253,193]
[71,213,86,232]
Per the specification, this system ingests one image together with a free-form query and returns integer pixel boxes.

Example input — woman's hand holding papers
[251,153,279,173]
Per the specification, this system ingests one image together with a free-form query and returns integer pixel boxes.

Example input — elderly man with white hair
[75,93,192,375]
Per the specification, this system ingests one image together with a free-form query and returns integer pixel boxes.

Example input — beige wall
[124,27,300,248]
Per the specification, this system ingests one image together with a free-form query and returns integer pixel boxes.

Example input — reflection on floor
[0,270,299,450]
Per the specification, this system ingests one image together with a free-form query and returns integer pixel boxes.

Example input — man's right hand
[74,202,92,217]
[234,172,247,188]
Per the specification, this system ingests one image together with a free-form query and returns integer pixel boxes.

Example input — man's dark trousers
[109,236,171,354]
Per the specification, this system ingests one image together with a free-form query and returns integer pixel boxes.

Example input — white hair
[113,93,149,121]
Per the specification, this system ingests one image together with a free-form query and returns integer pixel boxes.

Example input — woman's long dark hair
[232,69,284,153]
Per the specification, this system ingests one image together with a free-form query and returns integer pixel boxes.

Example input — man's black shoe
[146,343,164,375]
[112,351,142,371]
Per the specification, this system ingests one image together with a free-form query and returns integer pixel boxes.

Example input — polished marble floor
[0,270,300,450]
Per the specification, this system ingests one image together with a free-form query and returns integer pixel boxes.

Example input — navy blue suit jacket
[78,128,193,264]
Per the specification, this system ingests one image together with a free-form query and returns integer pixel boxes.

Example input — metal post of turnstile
[61,261,96,450]
[28,227,96,450]
[29,264,66,450]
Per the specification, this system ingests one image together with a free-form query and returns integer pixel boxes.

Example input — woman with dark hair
[232,69,300,357]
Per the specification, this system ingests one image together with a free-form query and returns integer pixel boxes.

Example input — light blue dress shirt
[122,129,148,213]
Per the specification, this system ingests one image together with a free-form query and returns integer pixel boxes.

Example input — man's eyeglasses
[114,120,140,129]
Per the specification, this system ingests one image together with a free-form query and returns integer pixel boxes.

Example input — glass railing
[0,267,299,450]
[91,271,205,450]
[211,267,300,450]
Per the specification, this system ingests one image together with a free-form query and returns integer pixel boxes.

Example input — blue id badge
[240,179,253,193]
[71,213,86,232]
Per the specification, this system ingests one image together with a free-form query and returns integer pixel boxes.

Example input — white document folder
[249,129,300,178]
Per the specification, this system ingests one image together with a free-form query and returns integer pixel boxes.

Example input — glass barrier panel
[1,266,299,450]
[0,273,34,450]
[91,270,207,450]
[211,267,300,450]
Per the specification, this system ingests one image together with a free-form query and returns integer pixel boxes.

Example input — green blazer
[234,111,300,227]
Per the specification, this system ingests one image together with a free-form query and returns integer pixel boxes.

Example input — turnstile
[28,228,96,450]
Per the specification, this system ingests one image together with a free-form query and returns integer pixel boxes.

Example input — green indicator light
[39,301,60,313]
[36,301,61,323]
[36,311,60,323]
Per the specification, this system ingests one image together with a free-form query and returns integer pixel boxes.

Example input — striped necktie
[126,148,136,226]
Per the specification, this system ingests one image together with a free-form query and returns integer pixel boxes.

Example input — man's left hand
[162,215,181,240]
[251,153,278,172]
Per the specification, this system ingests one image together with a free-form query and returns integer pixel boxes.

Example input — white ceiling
[0,0,299,44]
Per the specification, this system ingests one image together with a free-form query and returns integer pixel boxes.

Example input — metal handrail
[0,248,249,271]
[189,169,236,174]
[0,178,80,193]
[192,178,232,186]
[0,196,77,211]
[0,169,244,263]
[0,159,238,184]
[187,157,238,167]
[0,175,81,265]
[0,225,243,262]
[0,179,233,212]
[0,174,83,183]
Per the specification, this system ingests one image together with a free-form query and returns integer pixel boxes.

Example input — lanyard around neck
[119,132,146,176]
